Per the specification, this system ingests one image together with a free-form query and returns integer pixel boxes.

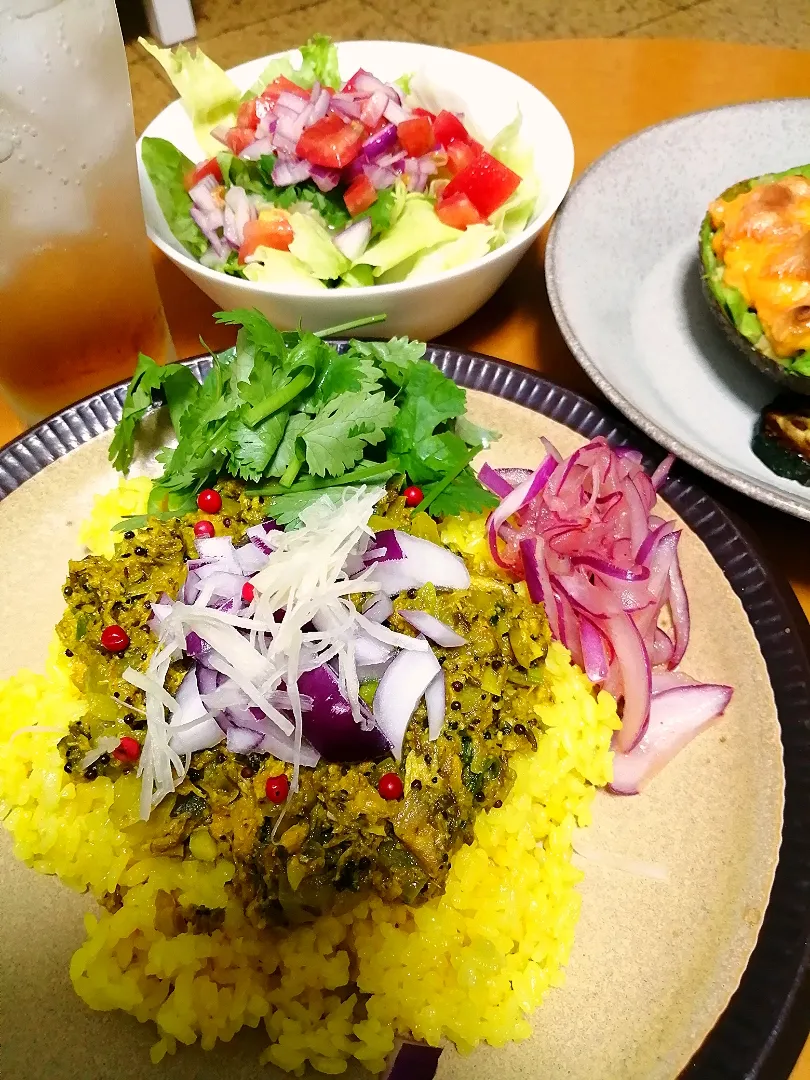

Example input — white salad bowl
[137,40,574,340]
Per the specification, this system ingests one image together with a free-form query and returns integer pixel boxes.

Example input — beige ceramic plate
[0,361,797,1080]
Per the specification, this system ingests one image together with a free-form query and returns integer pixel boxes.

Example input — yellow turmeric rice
[0,482,618,1075]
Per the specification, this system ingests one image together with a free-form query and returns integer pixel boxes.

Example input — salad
[140,35,539,290]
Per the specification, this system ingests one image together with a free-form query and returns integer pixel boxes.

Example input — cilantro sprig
[110,309,499,523]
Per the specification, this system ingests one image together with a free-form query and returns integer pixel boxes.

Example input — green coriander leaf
[389,361,466,452]
[217,152,276,198]
[270,180,351,229]
[109,353,199,474]
[214,308,288,360]
[226,411,290,481]
[421,466,499,518]
[140,137,208,258]
[307,347,382,410]
[355,185,405,237]
[267,413,309,478]
[400,431,470,484]
[350,337,427,386]
[266,488,342,528]
[301,391,397,477]
[455,415,501,449]
[248,458,399,495]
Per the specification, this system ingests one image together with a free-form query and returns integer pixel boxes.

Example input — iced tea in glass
[0,0,173,424]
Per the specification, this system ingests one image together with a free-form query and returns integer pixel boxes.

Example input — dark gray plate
[1,347,810,1080]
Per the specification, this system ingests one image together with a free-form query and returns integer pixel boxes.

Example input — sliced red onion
[170,714,224,756]
[605,612,651,753]
[365,530,403,563]
[333,217,372,261]
[272,156,313,186]
[610,683,732,794]
[580,617,610,682]
[488,455,557,568]
[652,628,674,667]
[651,454,675,491]
[668,551,690,667]
[297,665,390,762]
[398,609,466,648]
[479,462,514,499]
[226,726,264,753]
[362,123,398,161]
[519,538,560,639]
[651,669,695,693]
[363,531,470,594]
[362,595,394,623]
[373,647,443,759]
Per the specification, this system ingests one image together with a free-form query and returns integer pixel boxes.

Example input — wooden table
[2,35,809,1077]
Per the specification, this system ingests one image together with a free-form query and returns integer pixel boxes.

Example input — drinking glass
[0,0,174,424]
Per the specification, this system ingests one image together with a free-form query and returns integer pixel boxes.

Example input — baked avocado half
[752,394,810,485]
[699,165,810,393]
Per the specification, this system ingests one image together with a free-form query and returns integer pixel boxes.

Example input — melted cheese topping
[710,176,810,357]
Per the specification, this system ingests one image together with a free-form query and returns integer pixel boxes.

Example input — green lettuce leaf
[357,196,459,277]
[489,110,540,239]
[288,212,350,280]
[298,34,341,90]
[139,38,240,156]
[406,224,496,279]
[242,246,328,290]
[244,57,303,101]
[140,137,208,258]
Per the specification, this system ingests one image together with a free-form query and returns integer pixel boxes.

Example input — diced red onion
[189,174,220,213]
[331,93,364,120]
[169,714,224,756]
[383,98,409,125]
[311,164,341,192]
[210,123,231,146]
[297,665,390,762]
[364,530,403,563]
[277,91,309,115]
[362,123,398,161]
[333,217,372,261]
[363,162,398,190]
[350,70,401,103]
[310,87,331,124]
[373,647,443,758]
[239,136,276,160]
[226,726,264,753]
[190,207,229,257]
[223,185,255,247]
[272,156,313,186]
[363,530,470,594]
[398,609,467,647]
[362,595,394,623]
[610,683,732,794]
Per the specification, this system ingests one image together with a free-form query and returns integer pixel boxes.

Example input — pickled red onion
[482,438,732,777]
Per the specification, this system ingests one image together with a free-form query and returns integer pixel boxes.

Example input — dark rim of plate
[1,345,810,1080]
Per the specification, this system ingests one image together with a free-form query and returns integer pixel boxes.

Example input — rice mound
[0,484,619,1075]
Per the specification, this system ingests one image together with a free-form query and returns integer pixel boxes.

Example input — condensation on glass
[0,0,173,423]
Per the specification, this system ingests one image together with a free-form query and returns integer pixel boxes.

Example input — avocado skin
[699,165,810,396]
[752,393,810,485]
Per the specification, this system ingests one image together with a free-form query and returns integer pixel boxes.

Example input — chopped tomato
[258,74,310,103]
[224,127,256,155]
[238,216,294,263]
[183,156,222,192]
[397,116,435,157]
[433,109,471,147]
[413,106,437,123]
[297,114,365,169]
[436,191,484,230]
[237,98,260,131]
[441,151,521,218]
[344,174,377,216]
[445,139,477,176]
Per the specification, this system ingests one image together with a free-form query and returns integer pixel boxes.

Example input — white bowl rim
[138,39,574,299]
